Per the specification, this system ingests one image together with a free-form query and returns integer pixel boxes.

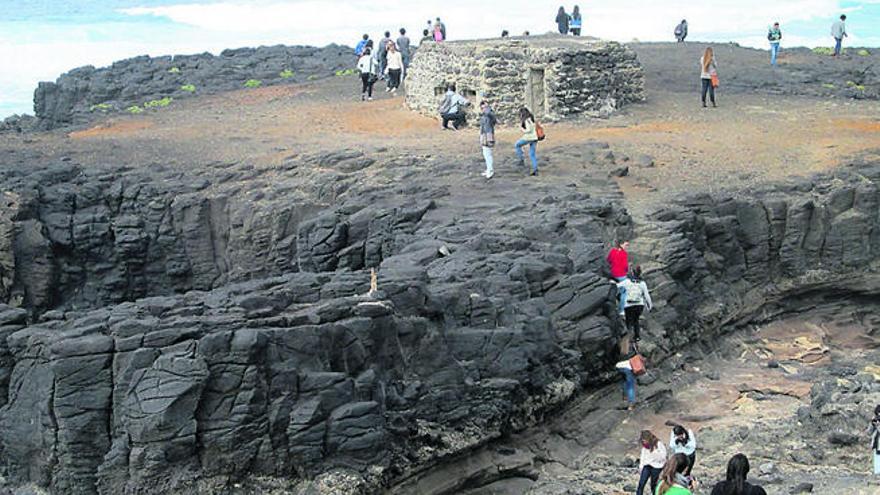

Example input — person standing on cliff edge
[831,14,847,56]
[675,19,688,42]
[570,6,583,36]
[555,6,570,35]
[768,22,782,66]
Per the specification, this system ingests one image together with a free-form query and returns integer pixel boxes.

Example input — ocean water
[2,0,879,118]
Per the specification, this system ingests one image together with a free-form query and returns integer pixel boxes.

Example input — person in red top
[607,240,630,316]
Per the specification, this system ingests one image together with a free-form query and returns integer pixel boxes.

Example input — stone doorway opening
[528,68,546,117]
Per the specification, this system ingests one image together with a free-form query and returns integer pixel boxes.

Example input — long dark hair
[673,425,690,444]
[640,430,659,451]
[658,453,689,495]
[519,107,534,128]
[631,265,643,282]
[722,454,750,495]
[573,5,580,17]
[557,6,566,15]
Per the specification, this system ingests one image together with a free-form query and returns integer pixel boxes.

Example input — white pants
[482,146,494,175]
[874,452,880,474]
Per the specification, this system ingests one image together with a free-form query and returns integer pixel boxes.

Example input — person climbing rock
[515,107,539,176]
[620,265,652,341]
[700,47,718,108]
[607,240,630,315]
[675,19,688,42]
[615,334,638,410]
[768,22,782,66]
[657,453,694,495]
[384,42,404,93]
[437,84,468,130]
[479,100,496,180]
[555,6,570,35]
[710,454,767,495]
[638,430,667,495]
[831,14,847,56]
[397,28,411,74]
[871,404,880,475]
[667,421,698,476]
[356,47,378,101]
[570,6,582,36]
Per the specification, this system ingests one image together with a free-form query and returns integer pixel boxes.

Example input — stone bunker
[405,36,645,124]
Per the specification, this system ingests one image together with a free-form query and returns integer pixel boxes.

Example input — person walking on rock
[657,453,694,495]
[555,6,570,35]
[397,28,411,74]
[479,100,497,180]
[384,43,404,93]
[377,31,392,78]
[638,430,667,495]
[515,107,539,176]
[768,22,782,66]
[831,14,847,56]
[615,334,638,410]
[355,34,370,56]
[675,19,688,42]
[357,47,378,101]
[667,421,698,476]
[700,47,718,108]
[570,6,582,36]
[710,454,767,495]
[871,404,880,475]
[607,240,630,316]
[620,265,652,341]
[438,84,468,130]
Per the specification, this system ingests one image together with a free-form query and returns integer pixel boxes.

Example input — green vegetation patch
[180,84,196,92]
[334,68,357,77]
[280,69,295,79]
[812,47,834,55]
[858,49,871,56]
[821,83,836,89]
[144,97,173,108]
[127,106,144,114]
[168,67,181,74]
[90,103,112,112]
[244,79,262,88]
[307,75,318,80]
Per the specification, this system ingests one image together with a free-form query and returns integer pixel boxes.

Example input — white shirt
[669,429,697,456]
[640,441,668,470]
[357,55,376,75]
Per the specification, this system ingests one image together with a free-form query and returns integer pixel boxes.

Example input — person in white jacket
[638,430,668,495]
[356,47,378,101]
[384,42,404,93]
[619,265,653,341]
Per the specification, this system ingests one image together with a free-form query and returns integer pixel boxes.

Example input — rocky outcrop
[32,44,353,130]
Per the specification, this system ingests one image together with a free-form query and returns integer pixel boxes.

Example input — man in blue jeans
[831,14,847,56]
[768,22,782,66]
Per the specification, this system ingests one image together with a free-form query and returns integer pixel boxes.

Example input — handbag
[710,73,719,88]
[629,353,647,376]
[535,122,546,141]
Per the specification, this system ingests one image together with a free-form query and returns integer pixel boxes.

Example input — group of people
[354,30,410,100]
[554,5,583,36]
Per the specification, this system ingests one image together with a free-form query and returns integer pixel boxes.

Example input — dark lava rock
[789,482,814,493]
[827,432,860,446]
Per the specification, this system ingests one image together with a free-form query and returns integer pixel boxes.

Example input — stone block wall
[405,36,644,124]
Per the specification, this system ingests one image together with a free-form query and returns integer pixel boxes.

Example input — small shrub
[821,83,836,89]
[858,49,871,56]
[307,75,318,80]
[144,97,173,108]
[812,47,834,56]
[168,67,181,74]
[244,79,262,88]
[334,68,357,77]
[127,106,144,114]
[90,103,112,112]
[180,84,196,92]
[280,69,295,79]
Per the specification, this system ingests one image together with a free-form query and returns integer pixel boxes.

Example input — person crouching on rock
[666,420,698,476]
[515,107,539,176]
[637,430,667,495]
[384,42,404,93]
[357,47,378,101]
[620,265,652,341]
[607,240,630,316]
[657,453,695,495]
[614,334,638,410]
[438,84,468,130]
[479,100,496,179]
[709,453,767,495]
[871,404,880,475]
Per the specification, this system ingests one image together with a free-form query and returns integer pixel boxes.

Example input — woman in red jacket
[607,240,629,316]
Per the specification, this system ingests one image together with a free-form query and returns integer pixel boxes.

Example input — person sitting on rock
[657,453,694,495]
[637,430,667,495]
[709,453,767,495]
[437,84,468,130]
[620,265,652,341]
[607,240,630,315]
[871,404,880,475]
[675,19,688,42]
[667,421,698,476]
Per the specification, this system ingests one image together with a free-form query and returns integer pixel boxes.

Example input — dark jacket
[710,481,767,495]
[479,108,496,135]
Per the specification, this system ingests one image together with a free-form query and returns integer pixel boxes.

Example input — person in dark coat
[555,6,570,34]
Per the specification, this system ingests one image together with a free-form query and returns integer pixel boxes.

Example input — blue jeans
[770,43,780,65]
[614,276,627,314]
[618,367,636,403]
[834,37,842,56]
[637,465,661,495]
[515,139,538,172]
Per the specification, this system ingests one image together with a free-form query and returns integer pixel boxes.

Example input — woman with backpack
[637,430,667,495]
[357,47,378,101]
[657,453,694,495]
[614,334,639,410]
[710,454,767,495]
[700,46,718,108]
[515,107,539,176]
[621,265,653,341]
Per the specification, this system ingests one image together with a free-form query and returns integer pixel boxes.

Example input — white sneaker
[391,87,397,93]
[480,171,488,177]
[486,172,494,180]
[368,97,373,101]
[385,87,391,92]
